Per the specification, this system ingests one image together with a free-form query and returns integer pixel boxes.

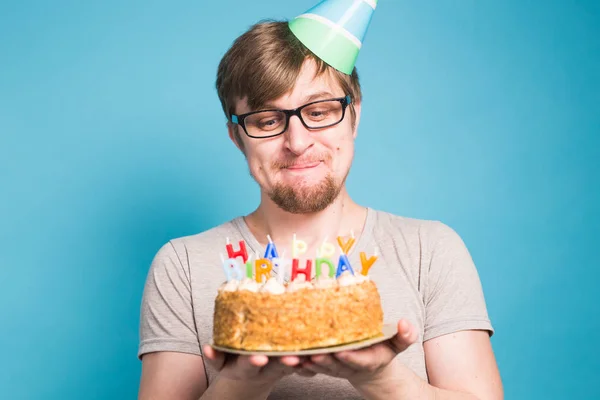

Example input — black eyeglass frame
[230,95,352,139]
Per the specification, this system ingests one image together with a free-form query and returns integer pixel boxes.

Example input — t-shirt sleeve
[423,222,494,342]
[138,241,201,359]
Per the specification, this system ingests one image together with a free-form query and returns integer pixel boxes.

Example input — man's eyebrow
[252,91,338,112]
[303,91,336,103]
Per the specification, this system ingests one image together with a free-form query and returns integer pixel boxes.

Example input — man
[137,3,503,399]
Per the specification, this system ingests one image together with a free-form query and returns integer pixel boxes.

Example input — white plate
[209,323,396,356]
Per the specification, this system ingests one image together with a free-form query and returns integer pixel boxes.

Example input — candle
[318,237,336,259]
[271,256,287,284]
[336,253,355,277]
[292,234,307,258]
[315,257,335,278]
[359,251,377,276]
[245,254,254,279]
[337,236,356,255]
[220,253,244,281]
[226,238,249,263]
[264,234,279,260]
[255,258,273,283]
[291,258,312,281]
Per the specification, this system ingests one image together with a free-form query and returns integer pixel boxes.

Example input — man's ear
[352,100,362,139]
[227,122,246,155]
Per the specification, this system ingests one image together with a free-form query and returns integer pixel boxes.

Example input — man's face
[229,60,361,214]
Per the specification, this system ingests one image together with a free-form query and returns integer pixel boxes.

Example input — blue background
[1,1,598,398]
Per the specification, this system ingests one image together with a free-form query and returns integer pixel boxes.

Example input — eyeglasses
[230,95,352,139]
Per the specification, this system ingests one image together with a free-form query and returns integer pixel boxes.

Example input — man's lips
[284,161,322,170]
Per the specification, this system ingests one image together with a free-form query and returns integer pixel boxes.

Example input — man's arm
[138,349,304,400]
[425,330,503,399]
[352,330,503,400]
[138,352,207,400]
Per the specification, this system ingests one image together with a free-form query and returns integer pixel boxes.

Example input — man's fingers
[333,346,389,372]
[302,361,331,376]
[309,354,347,376]
[260,359,296,378]
[387,319,418,353]
[203,345,226,370]
[236,354,268,376]
[249,355,269,367]
[279,355,302,367]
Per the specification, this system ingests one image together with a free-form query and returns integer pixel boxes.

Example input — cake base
[210,322,395,356]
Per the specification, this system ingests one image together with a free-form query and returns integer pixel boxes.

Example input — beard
[268,173,341,214]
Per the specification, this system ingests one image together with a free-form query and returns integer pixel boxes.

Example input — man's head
[216,21,363,214]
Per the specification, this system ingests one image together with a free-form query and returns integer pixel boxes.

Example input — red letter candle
[291,258,312,281]
[226,239,248,263]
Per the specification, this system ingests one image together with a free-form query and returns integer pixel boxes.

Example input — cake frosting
[259,277,286,294]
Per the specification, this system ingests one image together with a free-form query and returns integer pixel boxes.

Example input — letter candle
[245,253,254,279]
[272,250,287,284]
[254,257,273,283]
[336,235,356,277]
[337,235,355,255]
[315,238,336,278]
[220,253,244,281]
[226,237,249,263]
[291,258,312,281]
[315,254,335,278]
[292,234,307,258]
[264,234,279,259]
[360,248,378,276]
[336,253,354,277]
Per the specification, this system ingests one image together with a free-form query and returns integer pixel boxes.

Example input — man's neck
[244,188,367,252]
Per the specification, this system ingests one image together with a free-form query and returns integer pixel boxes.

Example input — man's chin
[268,178,340,214]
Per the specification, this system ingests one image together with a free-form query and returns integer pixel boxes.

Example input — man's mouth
[285,161,322,170]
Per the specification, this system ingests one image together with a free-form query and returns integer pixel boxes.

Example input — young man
[137,11,503,400]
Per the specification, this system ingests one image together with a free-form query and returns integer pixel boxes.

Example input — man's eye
[258,118,281,129]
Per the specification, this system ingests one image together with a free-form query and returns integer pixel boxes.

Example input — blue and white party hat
[289,0,378,75]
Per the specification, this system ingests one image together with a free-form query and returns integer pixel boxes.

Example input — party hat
[289,0,378,75]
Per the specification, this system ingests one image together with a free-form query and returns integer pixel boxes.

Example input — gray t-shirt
[138,208,494,399]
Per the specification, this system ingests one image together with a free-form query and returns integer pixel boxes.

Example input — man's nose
[283,114,315,155]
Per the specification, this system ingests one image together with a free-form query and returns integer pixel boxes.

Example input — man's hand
[202,344,304,384]
[300,319,418,386]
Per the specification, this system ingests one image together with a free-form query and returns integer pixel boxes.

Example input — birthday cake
[212,236,383,351]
